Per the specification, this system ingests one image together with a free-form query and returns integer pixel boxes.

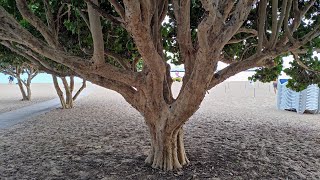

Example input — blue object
[277,80,320,114]
[279,79,288,84]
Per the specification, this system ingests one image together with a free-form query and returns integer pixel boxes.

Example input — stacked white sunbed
[277,80,320,114]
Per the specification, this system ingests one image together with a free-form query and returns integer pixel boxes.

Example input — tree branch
[15,0,59,48]
[87,0,105,66]
[269,0,278,44]
[73,79,87,101]
[227,35,256,44]
[0,41,72,76]
[283,0,295,43]
[43,0,56,35]
[0,7,140,87]
[104,49,131,70]
[257,0,267,53]
[77,8,91,29]
[292,52,320,74]
[108,0,125,19]
[221,0,255,46]
[84,0,123,26]
[221,0,235,21]
[271,0,288,48]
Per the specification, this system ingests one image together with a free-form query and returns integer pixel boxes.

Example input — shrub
[172,77,182,82]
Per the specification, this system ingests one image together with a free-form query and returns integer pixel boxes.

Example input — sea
[0,73,83,84]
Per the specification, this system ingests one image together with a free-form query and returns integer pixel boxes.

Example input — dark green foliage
[172,77,182,82]
[284,53,320,92]
[249,56,283,83]
[0,45,25,68]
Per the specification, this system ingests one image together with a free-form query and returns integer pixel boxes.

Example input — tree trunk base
[145,127,189,171]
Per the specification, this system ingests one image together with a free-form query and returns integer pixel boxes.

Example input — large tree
[0,0,319,171]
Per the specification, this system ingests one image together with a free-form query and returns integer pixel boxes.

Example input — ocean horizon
[1,71,257,84]
[0,73,83,84]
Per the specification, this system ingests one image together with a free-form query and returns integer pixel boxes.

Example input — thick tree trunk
[145,120,189,171]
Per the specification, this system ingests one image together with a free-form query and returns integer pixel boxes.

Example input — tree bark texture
[145,122,189,171]
[0,0,319,171]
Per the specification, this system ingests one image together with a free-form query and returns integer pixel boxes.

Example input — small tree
[0,0,319,171]
[0,63,38,101]
[0,46,38,100]
[1,41,86,108]
[52,75,86,109]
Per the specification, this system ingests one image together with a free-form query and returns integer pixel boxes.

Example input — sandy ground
[0,84,57,113]
[0,82,319,179]
[0,83,87,113]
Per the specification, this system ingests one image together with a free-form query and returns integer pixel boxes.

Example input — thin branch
[55,3,66,34]
[301,0,317,19]
[236,28,258,35]
[15,0,59,48]
[77,9,91,29]
[301,23,320,44]
[292,52,320,74]
[108,0,125,20]
[43,0,56,35]
[227,35,256,44]
[283,0,295,43]
[73,79,87,101]
[222,0,256,46]
[84,0,123,26]
[104,49,131,70]
[0,41,72,76]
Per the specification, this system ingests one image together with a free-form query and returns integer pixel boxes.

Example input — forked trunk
[52,75,86,109]
[62,77,74,109]
[145,120,189,171]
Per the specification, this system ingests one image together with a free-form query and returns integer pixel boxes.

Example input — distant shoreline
[0,71,258,84]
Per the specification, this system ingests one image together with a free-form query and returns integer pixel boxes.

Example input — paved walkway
[0,88,91,129]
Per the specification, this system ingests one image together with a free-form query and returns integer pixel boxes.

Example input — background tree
[0,46,38,101]
[0,0,319,171]
[52,75,87,109]
[0,41,86,107]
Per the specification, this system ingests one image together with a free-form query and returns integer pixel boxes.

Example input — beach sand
[0,84,57,113]
[0,83,86,113]
[0,82,319,179]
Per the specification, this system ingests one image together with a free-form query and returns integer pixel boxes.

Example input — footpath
[0,88,91,129]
